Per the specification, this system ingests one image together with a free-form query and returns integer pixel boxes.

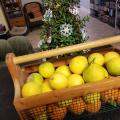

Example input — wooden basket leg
[6,53,21,98]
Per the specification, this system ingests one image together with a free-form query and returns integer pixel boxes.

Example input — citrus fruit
[49,72,68,90]
[41,80,53,93]
[39,62,55,78]
[83,63,108,83]
[57,99,72,107]
[101,89,119,102]
[29,106,47,119]
[68,97,86,115]
[84,92,100,103]
[47,104,67,120]
[69,56,88,74]
[104,51,119,63]
[22,82,41,97]
[35,111,48,120]
[68,74,84,87]
[117,90,120,104]
[27,73,43,86]
[88,53,104,65]
[55,65,71,77]
[86,101,101,113]
[106,57,120,76]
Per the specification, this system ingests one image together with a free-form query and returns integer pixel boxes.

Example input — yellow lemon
[49,73,68,90]
[69,56,88,74]
[55,65,71,77]
[41,80,53,93]
[104,51,119,63]
[39,62,55,78]
[22,82,41,97]
[88,53,104,65]
[68,74,84,87]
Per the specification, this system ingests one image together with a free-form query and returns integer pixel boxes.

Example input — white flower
[42,58,47,62]
[60,23,73,37]
[81,28,87,40]
[82,49,91,53]
[47,36,52,43]
[43,8,52,22]
[37,40,43,47]
[69,5,79,16]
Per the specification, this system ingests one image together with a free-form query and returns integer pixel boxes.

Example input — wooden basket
[6,36,120,120]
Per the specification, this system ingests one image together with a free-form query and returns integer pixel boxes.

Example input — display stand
[115,0,120,34]
[0,0,26,29]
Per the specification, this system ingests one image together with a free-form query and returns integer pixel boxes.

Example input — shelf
[6,9,21,13]
[8,13,23,19]
[1,0,26,29]
[90,0,120,27]
[4,2,19,7]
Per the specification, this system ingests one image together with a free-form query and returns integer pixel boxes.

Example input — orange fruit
[47,104,67,120]
[117,90,120,104]
[86,101,101,113]
[68,97,86,115]
[47,104,54,113]
[28,106,47,118]
[101,89,118,103]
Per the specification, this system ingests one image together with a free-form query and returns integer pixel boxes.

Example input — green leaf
[40,0,88,51]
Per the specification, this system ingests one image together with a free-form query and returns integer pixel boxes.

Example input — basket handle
[13,35,120,64]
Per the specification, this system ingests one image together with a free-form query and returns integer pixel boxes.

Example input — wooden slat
[6,53,28,98]
[13,35,120,64]
[14,76,120,111]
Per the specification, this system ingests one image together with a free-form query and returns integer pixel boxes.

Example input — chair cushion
[10,26,28,36]
[7,36,34,56]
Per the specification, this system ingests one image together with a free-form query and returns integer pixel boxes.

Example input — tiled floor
[26,28,41,48]
[81,0,90,9]
[79,6,115,41]
[79,6,120,49]
[26,5,119,49]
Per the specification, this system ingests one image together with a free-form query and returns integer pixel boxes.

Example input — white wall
[0,6,9,30]
[21,0,42,5]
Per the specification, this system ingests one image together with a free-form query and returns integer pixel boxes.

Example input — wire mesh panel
[68,97,86,115]
[47,104,67,120]
[117,89,120,104]
[101,89,119,103]
[20,88,120,120]
[21,106,47,120]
